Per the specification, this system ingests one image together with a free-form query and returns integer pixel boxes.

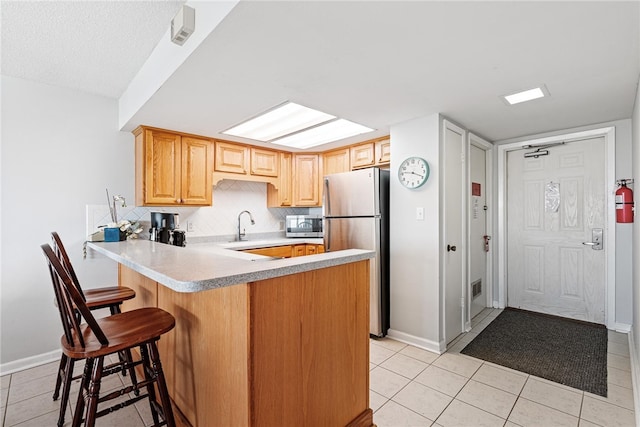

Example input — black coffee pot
[172,230,186,247]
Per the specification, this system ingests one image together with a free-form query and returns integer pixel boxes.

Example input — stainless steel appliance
[285,215,323,238]
[323,168,390,337]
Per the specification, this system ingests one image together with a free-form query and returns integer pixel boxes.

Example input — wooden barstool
[42,243,176,427]
[49,232,137,426]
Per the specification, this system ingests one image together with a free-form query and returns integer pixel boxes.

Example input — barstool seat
[42,243,176,427]
[81,286,136,311]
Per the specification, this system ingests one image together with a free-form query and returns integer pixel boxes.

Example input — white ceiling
[1,1,185,98]
[2,1,639,148]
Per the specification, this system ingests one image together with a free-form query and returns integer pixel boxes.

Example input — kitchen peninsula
[87,240,374,427]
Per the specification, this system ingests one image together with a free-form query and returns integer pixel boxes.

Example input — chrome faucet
[237,210,255,241]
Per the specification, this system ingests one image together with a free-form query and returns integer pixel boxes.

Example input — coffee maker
[149,212,186,246]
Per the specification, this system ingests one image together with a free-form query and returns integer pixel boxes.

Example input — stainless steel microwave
[285,215,323,238]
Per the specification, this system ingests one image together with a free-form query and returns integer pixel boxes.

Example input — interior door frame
[466,133,493,330]
[496,126,616,329]
[441,119,467,345]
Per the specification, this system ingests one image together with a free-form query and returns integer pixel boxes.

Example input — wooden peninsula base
[120,260,372,427]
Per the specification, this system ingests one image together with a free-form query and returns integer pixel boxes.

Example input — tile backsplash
[87,180,318,240]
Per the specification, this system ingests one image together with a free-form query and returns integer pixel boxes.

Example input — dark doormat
[461,307,608,397]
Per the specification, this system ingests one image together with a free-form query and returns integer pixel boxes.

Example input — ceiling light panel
[272,119,374,149]
[222,102,335,141]
[503,86,548,105]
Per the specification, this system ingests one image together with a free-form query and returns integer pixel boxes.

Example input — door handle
[324,178,331,213]
[447,245,457,252]
[583,228,603,250]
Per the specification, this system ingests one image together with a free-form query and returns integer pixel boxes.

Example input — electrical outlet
[186,221,194,232]
[416,207,424,221]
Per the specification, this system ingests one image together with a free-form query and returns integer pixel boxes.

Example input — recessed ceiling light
[502,86,548,105]
[222,101,374,148]
[272,119,374,149]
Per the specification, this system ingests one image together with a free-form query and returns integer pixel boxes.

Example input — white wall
[1,76,134,369]
[388,114,443,351]
[494,119,634,327]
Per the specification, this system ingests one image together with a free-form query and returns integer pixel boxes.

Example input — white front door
[506,137,606,323]
[443,121,465,344]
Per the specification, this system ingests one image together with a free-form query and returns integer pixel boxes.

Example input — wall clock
[398,157,430,189]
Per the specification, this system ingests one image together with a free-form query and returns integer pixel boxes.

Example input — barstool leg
[140,344,160,426]
[148,340,175,427]
[57,356,75,427]
[84,357,104,427]
[121,348,139,392]
[52,354,66,400]
[72,358,93,427]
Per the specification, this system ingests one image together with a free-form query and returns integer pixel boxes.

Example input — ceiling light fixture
[272,119,374,149]
[222,101,375,148]
[502,86,548,105]
[222,102,335,142]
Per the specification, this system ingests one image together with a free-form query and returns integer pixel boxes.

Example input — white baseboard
[0,349,61,376]
[386,328,444,354]
[628,327,640,427]
[613,322,632,333]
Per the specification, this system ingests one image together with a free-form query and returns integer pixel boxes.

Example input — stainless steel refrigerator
[323,167,390,337]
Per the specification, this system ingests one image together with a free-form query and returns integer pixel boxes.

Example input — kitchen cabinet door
[215,141,248,174]
[292,245,306,257]
[251,148,279,177]
[350,143,375,169]
[134,127,213,206]
[375,138,391,165]
[242,246,293,258]
[267,152,292,207]
[293,154,320,206]
[323,148,350,176]
[181,136,214,205]
[138,129,181,205]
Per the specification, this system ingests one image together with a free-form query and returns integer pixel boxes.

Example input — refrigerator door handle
[325,219,331,251]
[324,177,331,214]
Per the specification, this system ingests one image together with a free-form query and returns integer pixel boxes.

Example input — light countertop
[87,239,373,293]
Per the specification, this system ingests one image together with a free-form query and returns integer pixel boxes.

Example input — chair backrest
[41,243,108,348]
[50,232,86,301]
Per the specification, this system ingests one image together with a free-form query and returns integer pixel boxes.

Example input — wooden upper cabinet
[375,138,391,165]
[215,141,248,174]
[293,154,320,206]
[267,152,292,207]
[134,127,213,206]
[250,148,279,177]
[350,143,375,169]
[323,148,350,176]
[181,137,214,205]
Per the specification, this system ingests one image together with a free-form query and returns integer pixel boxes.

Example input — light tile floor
[1,308,636,426]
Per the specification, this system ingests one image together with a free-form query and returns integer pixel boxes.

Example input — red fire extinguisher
[615,180,634,223]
